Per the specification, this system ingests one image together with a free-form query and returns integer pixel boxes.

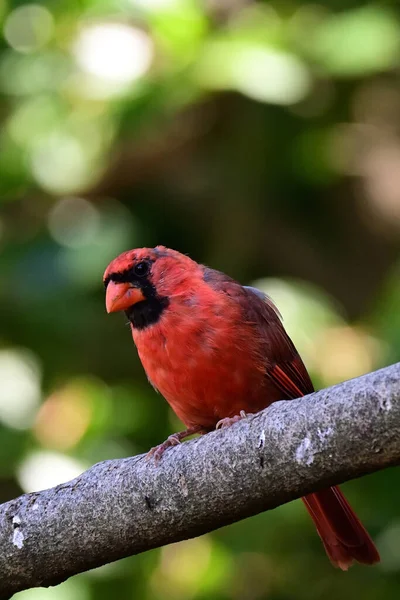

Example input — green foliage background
[1,0,400,598]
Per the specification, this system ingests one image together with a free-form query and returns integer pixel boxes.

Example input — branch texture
[1,363,400,598]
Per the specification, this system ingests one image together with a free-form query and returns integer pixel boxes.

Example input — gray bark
[0,363,399,598]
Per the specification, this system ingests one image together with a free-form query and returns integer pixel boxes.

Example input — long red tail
[302,486,380,570]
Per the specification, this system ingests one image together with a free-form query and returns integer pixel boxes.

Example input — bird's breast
[131,306,278,428]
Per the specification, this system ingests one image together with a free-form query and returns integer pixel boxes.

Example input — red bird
[104,245,380,570]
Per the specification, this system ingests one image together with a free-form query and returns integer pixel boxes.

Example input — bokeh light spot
[313,325,383,385]
[312,6,400,76]
[151,537,212,598]
[48,197,100,249]
[3,5,54,54]
[34,382,93,451]
[0,349,41,430]
[73,23,153,86]
[132,0,182,11]
[17,451,87,492]
[198,42,311,105]
[30,133,98,194]
[230,48,310,105]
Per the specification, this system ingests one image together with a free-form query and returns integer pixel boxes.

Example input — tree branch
[1,363,400,598]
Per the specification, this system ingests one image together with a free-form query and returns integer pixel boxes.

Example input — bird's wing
[243,286,283,320]
[202,267,314,399]
[244,285,314,398]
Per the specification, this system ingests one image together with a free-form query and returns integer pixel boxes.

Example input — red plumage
[104,245,380,570]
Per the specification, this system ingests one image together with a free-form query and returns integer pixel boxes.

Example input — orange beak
[105,281,145,313]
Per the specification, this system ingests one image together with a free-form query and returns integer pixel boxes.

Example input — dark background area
[1,1,400,598]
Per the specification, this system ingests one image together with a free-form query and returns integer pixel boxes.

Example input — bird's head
[103,246,198,329]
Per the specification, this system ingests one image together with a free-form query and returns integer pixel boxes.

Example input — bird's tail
[302,486,380,570]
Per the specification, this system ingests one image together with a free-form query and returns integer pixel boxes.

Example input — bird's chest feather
[131,304,267,428]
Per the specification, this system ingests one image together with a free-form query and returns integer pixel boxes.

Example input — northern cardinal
[104,246,380,570]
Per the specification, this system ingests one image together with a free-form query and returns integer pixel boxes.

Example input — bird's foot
[216,410,253,429]
[146,433,181,463]
[146,426,204,463]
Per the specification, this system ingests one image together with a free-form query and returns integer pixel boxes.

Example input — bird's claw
[146,434,181,464]
[216,410,251,429]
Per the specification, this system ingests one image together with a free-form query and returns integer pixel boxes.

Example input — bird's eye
[134,261,150,277]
